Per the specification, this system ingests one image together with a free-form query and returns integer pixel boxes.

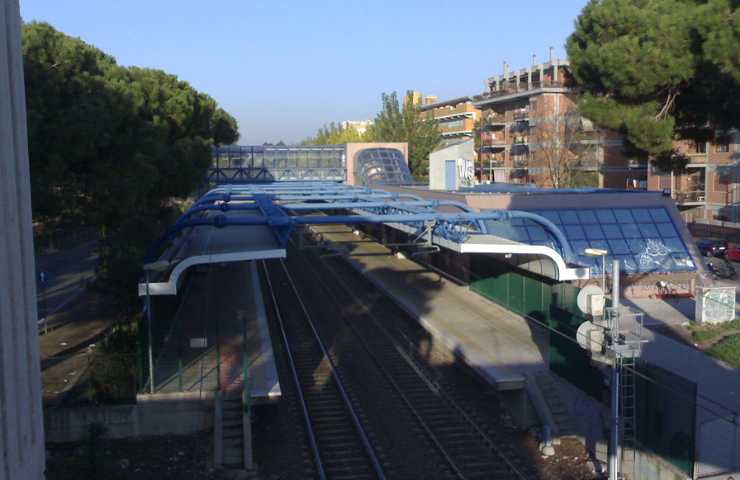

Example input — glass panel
[596,210,617,223]
[631,209,653,223]
[559,210,580,224]
[649,208,671,222]
[614,209,634,223]
[622,223,641,238]
[627,238,646,254]
[589,239,609,251]
[527,226,548,241]
[602,224,623,239]
[538,210,561,224]
[664,237,687,253]
[656,223,679,238]
[638,223,659,237]
[571,240,590,256]
[608,239,631,255]
[618,255,637,273]
[565,225,586,240]
[577,210,598,224]
[584,225,605,240]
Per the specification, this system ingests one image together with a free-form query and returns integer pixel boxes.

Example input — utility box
[695,285,736,324]
[429,139,475,190]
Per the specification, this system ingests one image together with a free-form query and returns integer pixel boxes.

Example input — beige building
[418,96,479,149]
[473,55,644,189]
[340,120,373,136]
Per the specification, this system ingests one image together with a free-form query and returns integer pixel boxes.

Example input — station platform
[150,261,280,403]
[309,224,548,390]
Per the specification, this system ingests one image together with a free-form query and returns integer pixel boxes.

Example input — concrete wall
[45,395,214,443]
[0,1,46,477]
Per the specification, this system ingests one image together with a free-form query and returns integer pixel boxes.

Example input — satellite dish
[577,284,604,315]
[576,321,604,353]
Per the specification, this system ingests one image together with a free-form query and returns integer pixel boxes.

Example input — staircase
[533,372,577,438]
[215,388,252,470]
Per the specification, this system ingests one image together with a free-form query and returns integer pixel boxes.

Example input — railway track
[289,243,532,480]
[261,259,387,480]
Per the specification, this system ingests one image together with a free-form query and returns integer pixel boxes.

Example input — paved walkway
[310,225,548,390]
[152,261,280,402]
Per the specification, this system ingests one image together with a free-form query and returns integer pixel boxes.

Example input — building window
[715,139,730,153]
[443,119,464,129]
[693,141,707,154]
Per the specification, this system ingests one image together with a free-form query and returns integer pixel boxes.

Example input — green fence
[634,360,697,476]
[468,255,696,477]
[469,255,606,399]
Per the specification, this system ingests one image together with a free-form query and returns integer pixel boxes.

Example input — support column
[0,1,46,478]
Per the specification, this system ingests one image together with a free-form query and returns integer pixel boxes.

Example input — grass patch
[706,334,740,369]
[686,319,740,343]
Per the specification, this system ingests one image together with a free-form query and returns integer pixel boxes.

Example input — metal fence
[467,256,697,477]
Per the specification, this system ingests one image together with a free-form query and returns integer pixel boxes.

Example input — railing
[512,109,530,121]
[674,190,706,203]
[483,113,506,126]
[481,132,506,145]
[473,80,568,102]
[513,158,529,168]
[432,103,476,118]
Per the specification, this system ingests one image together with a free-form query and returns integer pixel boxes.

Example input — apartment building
[341,120,373,136]
[648,133,740,225]
[418,96,479,149]
[472,54,645,189]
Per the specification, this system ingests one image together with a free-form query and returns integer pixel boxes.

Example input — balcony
[433,103,476,120]
[512,108,530,121]
[472,80,568,103]
[513,158,529,168]
[674,190,706,204]
[483,112,506,128]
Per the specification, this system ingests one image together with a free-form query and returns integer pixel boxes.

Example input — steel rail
[287,241,467,479]
[306,245,530,480]
[270,258,387,480]
[260,260,327,480]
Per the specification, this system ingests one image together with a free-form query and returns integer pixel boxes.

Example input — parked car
[706,258,737,279]
[696,239,728,257]
[725,243,740,262]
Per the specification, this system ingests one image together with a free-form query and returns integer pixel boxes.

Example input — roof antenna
[549,47,555,63]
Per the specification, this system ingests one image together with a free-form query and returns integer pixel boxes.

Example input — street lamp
[143,260,170,394]
[584,247,608,296]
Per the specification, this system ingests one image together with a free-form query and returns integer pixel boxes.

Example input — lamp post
[143,260,170,394]
[584,248,608,297]
[584,248,620,480]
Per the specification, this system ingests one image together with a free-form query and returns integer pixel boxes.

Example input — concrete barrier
[45,394,214,443]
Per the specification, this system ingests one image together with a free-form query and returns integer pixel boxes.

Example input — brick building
[472,54,645,189]
[648,133,740,226]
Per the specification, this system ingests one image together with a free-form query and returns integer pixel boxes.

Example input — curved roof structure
[139,182,589,296]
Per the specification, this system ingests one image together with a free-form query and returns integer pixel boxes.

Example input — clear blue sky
[20,0,589,144]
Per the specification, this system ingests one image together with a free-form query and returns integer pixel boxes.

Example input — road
[35,239,98,325]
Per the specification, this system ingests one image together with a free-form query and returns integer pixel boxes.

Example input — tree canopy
[23,22,239,308]
[302,122,367,145]
[566,0,739,162]
[303,91,440,178]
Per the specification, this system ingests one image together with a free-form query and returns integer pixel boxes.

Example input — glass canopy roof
[484,207,695,274]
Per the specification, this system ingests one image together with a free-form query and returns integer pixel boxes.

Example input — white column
[0,1,46,479]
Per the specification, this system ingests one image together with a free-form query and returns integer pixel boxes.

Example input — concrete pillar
[0,1,46,478]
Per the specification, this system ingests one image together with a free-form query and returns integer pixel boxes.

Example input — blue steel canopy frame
[144,183,581,281]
